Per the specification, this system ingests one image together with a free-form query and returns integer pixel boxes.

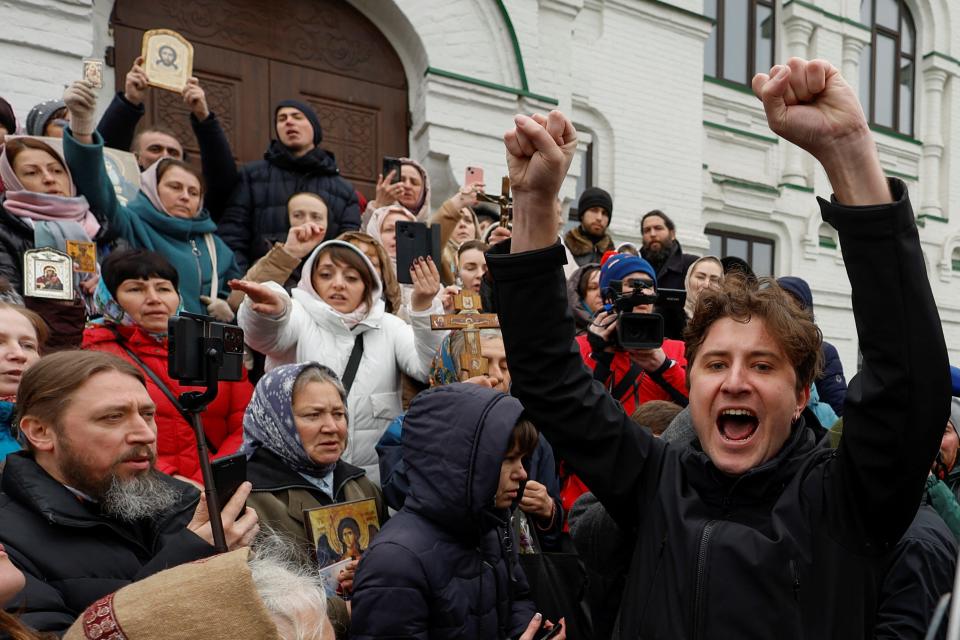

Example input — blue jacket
[0,401,19,462]
[217,141,360,271]
[351,384,537,640]
[63,131,241,314]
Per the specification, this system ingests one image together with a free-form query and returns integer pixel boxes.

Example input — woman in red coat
[82,249,252,484]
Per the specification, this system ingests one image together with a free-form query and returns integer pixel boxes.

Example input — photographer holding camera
[578,252,687,415]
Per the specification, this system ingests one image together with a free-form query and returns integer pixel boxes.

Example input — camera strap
[341,333,365,394]
[110,329,219,454]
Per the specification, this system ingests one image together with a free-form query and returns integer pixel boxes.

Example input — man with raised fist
[487,58,951,638]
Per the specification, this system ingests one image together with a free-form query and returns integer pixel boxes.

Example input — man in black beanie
[218,99,360,271]
[564,186,615,266]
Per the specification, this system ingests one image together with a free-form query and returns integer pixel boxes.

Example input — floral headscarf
[242,362,344,478]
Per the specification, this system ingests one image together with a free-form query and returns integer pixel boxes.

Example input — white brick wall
[3,0,958,374]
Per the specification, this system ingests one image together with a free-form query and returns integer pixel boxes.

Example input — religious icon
[23,248,73,301]
[65,240,97,273]
[140,29,193,93]
[304,498,380,568]
[82,58,103,89]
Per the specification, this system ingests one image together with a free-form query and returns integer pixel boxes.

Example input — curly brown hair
[683,274,823,394]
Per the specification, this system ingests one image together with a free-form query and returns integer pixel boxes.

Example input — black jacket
[647,239,698,339]
[487,180,951,639]
[96,92,240,218]
[216,141,361,271]
[875,504,957,639]
[351,385,537,640]
[0,453,214,634]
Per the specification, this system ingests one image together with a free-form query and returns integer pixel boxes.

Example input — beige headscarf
[683,256,723,320]
[64,549,281,640]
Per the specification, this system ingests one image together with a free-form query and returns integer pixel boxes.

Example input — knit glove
[199,296,235,323]
[62,80,98,136]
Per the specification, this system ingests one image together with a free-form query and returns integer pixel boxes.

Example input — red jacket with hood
[82,324,253,483]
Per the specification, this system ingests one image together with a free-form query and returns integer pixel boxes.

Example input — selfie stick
[178,338,228,553]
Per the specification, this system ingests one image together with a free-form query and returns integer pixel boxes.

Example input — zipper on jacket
[790,559,801,602]
[692,520,716,640]
[190,239,203,294]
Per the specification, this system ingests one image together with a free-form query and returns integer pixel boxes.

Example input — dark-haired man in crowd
[0,351,259,634]
[563,187,614,266]
[489,57,950,638]
[217,100,360,271]
[96,56,239,217]
[639,209,697,338]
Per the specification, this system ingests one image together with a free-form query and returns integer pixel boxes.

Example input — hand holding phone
[211,451,247,506]
[395,221,441,285]
[382,156,402,184]
[465,165,484,187]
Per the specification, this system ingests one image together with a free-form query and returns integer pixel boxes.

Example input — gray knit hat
[25,99,66,136]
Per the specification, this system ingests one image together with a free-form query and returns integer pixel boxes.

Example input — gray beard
[101,470,181,522]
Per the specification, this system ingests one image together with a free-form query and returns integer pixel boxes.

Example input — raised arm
[62,82,134,240]
[95,57,147,151]
[754,58,951,547]
[487,112,663,530]
[184,77,239,219]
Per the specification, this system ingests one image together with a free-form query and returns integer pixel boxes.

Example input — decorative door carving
[112,0,409,198]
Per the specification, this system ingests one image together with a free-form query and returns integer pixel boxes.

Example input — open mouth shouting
[717,408,759,443]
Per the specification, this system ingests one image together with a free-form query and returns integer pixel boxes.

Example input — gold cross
[431,291,500,377]
[476,177,512,229]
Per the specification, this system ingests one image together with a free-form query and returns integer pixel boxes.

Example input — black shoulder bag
[341,333,365,394]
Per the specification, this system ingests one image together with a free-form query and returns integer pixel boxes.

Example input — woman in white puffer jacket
[233,240,445,483]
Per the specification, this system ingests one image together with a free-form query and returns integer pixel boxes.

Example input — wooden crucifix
[431,291,500,378]
[476,176,512,229]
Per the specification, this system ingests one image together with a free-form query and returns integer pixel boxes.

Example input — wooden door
[111,0,409,199]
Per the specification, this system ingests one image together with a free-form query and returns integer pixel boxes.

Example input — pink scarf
[0,139,101,239]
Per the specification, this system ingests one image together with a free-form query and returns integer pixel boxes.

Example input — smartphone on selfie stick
[168,311,245,553]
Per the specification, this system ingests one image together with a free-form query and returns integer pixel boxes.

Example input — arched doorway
[110,0,409,198]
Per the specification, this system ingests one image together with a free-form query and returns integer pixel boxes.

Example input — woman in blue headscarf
[243,362,386,633]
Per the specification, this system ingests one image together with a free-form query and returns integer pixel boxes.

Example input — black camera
[602,283,686,350]
[168,312,245,386]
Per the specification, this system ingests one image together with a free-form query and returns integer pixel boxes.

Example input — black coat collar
[247,447,366,499]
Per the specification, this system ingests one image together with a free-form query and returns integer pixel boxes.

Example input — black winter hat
[274,99,323,145]
[0,97,15,136]
[577,187,613,221]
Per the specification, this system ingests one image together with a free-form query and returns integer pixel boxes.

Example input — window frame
[862,0,916,136]
[705,228,776,276]
[705,0,776,86]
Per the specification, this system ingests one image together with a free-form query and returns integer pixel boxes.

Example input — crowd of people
[0,52,958,640]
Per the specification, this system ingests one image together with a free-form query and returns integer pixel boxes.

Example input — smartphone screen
[382,156,402,184]
[211,452,247,505]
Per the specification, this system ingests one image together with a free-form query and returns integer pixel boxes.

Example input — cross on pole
[431,291,500,378]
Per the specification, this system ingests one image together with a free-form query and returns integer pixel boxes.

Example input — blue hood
[402,384,524,535]
[777,276,814,312]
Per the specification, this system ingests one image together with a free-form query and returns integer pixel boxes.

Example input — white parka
[238,240,445,483]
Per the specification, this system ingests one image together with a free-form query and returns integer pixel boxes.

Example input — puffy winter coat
[0,453,214,634]
[238,241,444,483]
[62,132,242,315]
[351,384,537,639]
[82,323,251,483]
[487,181,952,639]
[217,140,360,271]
